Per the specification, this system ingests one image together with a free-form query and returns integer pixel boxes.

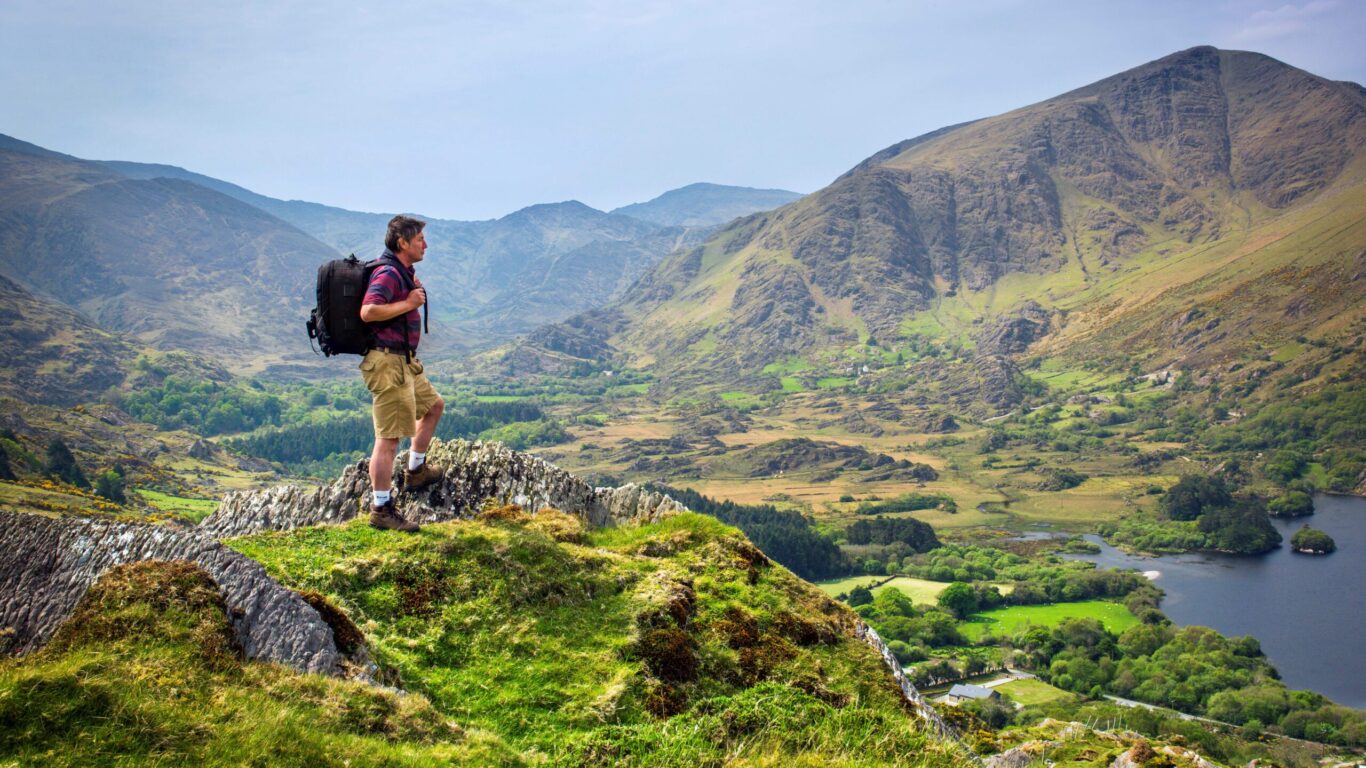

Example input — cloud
[1230,0,1338,44]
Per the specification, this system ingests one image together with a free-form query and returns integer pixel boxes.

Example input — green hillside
[1,511,975,767]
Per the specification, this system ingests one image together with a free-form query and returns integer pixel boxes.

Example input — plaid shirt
[362,255,421,351]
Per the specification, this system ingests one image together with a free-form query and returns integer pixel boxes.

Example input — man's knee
[427,397,444,419]
[374,437,401,453]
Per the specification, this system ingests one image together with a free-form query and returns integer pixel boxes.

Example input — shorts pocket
[361,356,396,394]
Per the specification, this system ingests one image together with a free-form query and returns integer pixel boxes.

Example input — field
[137,489,220,523]
[958,600,1140,641]
[993,678,1077,707]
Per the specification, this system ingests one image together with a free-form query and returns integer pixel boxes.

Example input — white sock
[408,451,426,471]
[372,489,391,507]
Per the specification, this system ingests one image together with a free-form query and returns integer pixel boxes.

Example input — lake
[1065,494,1366,709]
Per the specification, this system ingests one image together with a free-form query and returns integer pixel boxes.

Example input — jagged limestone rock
[201,438,688,539]
[855,622,959,742]
[0,509,339,674]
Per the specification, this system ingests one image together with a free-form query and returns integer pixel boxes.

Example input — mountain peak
[611,183,803,227]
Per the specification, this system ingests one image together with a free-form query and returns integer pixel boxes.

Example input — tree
[937,582,978,619]
[44,439,88,489]
[847,585,873,607]
[1161,475,1231,521]
[0,441,13,481]
[94,467,126,504]
[1268,491,1314,517]
[1290,526,1336,554]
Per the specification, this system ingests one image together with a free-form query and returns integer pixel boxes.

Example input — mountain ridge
[523,46,1365,394]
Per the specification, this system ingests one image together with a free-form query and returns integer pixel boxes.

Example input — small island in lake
[1290,526,1336,555]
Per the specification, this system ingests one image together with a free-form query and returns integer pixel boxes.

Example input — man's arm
[360,288,424,322]
[360,267,425,322]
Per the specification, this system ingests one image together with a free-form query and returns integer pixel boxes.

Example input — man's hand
[408,286,427,309]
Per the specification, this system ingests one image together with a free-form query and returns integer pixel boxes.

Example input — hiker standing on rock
[359,215,445,532]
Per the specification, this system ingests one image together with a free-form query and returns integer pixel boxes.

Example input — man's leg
[370,437,401,492]
[412,397,444,455]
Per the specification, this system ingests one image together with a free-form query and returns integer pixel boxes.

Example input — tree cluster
[1157,476,1280,554]
[226,401,556,467]
[1008,619,1365,746]
[844,517,940,552]
[649,486,849,581]
[44,439,88,489]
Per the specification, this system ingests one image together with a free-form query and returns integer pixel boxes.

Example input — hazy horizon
[2,0,1363,220]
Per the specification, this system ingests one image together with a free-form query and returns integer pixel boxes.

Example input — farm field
[994,678,1077,707]
[137,489,220,523]
[958,600,1140,641]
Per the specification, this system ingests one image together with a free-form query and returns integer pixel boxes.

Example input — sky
[1,0,1363,221]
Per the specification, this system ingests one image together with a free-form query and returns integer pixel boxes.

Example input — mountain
[0,274,138,406]
[610,182,804,227]
[0,136,341,377]
[532,47,1365,393]
[99,161,706,346]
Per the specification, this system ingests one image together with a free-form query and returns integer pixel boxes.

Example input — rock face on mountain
[578,47,1366,380]
[0,510,339,674]
[201,438,688,539]
[976,301,1056,356]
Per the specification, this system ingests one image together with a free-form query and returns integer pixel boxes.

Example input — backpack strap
[365,254,428,359]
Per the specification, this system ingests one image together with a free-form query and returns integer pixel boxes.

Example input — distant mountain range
[0,133,799,379]
[518,47,1365,400]
[610,183,803,227]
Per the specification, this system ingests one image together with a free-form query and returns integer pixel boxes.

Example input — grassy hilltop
[0,510,972,767]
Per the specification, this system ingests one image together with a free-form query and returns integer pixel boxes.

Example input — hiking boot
[404,462,443,491]
[369,499,420,533]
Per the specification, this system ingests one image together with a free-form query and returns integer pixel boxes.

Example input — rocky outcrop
[202,438,688,540]
[976,301,1055,356]
[0,509,339,674]
[855,622,959,742]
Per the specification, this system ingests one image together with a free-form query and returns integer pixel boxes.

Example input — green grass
[1,513,976,766]
[816,377,855,390]
[137,489,220,523]
[873,577,954,605]
[0,560,518,766]
[762,357,812,376]
[719,390,762,407]
[994,678,1077,707]
[475,395,528,402]
[958,600,1140,641]
[1270,341,1309,363]
[814,575,887,597]
[225,512,975,766]
[609,383,651,395]
[780,376,805,392]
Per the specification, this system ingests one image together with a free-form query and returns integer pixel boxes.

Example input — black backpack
[306,254,428,357]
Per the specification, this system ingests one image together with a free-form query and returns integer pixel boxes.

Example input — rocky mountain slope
[0,135,334,377]
[531,47,1364,394]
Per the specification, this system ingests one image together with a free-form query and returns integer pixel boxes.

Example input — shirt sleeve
[363,266,400,306]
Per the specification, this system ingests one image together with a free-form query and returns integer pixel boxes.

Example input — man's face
[399,230,428,263]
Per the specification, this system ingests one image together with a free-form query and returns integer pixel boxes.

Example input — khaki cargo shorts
[359,349,440,439]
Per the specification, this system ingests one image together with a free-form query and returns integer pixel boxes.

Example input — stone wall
[0,510,339,674]
[201,438,688,539]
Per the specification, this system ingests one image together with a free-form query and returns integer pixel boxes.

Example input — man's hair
[385,215,426,252]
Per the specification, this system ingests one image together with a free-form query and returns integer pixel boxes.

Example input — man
[359,215,445,532]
